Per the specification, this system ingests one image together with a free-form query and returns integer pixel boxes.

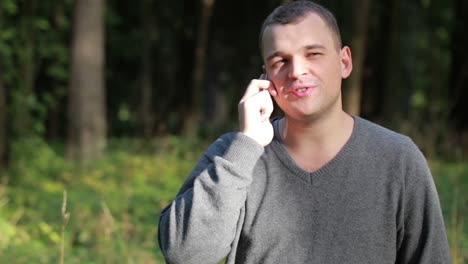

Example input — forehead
[261,13,335,58]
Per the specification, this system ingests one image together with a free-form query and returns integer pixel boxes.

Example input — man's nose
[287,58,307,79]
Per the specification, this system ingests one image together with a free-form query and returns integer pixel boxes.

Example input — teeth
[297,88,307,92]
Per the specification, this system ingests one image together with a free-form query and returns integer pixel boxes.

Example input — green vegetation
[0,136,209,263]
[0,137,466,263]
[1,0,466,262]
[431,161,468,263]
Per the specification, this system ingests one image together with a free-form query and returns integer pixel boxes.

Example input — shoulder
[353,116,430,179]
[353,116,417,154]
[352,116,428,172]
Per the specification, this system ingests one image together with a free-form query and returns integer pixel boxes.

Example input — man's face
[262,13,352,121]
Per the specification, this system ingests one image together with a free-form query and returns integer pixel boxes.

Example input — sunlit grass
[0,136,466,263]
[1,136,207,263]
[431,161,468,264]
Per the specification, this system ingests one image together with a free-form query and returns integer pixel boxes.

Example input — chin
[284,108,320,121]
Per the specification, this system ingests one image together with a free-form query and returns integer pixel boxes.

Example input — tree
[0,0,7,170]
[40,2,72,140]
[360,0,394,121]
[182,0,216,135]
[138,0,155,137]
[0,58,7,169]
[343,0,371,116]
[11,0,38,138]
[67,0,106,164]
[450,0,468,151]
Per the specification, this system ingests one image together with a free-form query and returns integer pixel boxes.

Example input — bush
[1,136,207,263]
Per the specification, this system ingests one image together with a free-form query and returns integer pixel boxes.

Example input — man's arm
[158,77,275,264]
[158,132,264,264]
[396,140,452,263]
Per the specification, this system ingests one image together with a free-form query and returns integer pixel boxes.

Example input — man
[158,1,452,263]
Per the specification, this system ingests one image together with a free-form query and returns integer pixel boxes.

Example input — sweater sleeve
[158,132,264,264]
[396,139,452,264]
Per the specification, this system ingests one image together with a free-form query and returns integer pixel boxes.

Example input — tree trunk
[0,58,7,169]
[450,0,468,152]
[343,0,371,116]
[367,0,394,121]
[138,0,155,137]
[46,94,61,140]
[11,1,37,138]
[202,37,228,128]
[182,0,216,135]
[0,4,6,169]
[67,0,106,165]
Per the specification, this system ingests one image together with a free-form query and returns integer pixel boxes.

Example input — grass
[0,135,209,263]
[431,160,468,263]
[0,136,466,263]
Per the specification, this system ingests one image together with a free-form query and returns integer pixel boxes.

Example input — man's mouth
[290,85,315,97]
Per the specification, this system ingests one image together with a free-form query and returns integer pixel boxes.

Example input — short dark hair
[259,0,342,54]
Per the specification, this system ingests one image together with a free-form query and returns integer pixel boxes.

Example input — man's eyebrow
[304,44,326,50]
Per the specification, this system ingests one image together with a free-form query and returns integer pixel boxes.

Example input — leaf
[47,64,68,81]
[0,42,13,57]
[0,28,16,41]
[34,18,50,31]
[1,0,18,15]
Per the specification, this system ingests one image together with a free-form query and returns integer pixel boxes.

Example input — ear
[340,46,353,79]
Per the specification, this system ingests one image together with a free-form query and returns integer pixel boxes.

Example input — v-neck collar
[269,116,361,185]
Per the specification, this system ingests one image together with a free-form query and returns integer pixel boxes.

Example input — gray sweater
[158,116,451,264]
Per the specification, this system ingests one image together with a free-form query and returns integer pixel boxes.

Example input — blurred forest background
[0,0,467,263]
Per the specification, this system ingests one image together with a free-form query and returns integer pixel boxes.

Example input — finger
[258,74,269,91]
[242,89,271,116]
[259,74,277,96]
[268,85,278,97]
[241,79,272,101]
[258,91,274,120]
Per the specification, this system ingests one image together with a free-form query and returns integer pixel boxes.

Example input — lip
[289,84,316,97]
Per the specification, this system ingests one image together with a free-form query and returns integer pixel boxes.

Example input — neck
[279,110,354,172]
[281,110,352,143]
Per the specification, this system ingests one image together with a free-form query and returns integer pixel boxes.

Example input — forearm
[158,132,264,264]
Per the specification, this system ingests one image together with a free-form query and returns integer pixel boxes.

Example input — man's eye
[308,52,322,57]
[273,59,286,66]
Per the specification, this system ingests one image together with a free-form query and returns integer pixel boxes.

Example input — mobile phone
[261,65,269,80]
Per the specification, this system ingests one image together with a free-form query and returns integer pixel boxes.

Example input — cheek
[271,69,290,85]
[269,77,285,92]
[318,63,342,86]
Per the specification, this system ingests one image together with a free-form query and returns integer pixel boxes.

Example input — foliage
[0,137,467,263]
[0,0,467,261]
[1,0,466,153]
[0,0,71,139]
[1,136,209,263]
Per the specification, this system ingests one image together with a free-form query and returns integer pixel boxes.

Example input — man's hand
[238,74,276,146]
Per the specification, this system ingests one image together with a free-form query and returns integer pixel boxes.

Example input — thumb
[269,85,278,97]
